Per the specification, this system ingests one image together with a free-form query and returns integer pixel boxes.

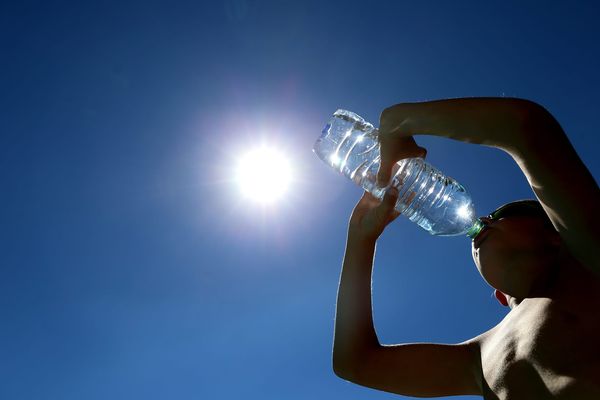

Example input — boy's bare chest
[480,299,600,399]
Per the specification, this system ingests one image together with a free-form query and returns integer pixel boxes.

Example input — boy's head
[471,200,562,308]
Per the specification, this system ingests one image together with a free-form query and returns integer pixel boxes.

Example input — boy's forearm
[386,97,543,154]
[333,235,380,371]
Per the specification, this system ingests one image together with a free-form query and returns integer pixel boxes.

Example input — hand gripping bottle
[313,109,483,237]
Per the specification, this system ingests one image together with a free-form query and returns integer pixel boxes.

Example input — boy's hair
[492,199,555,231]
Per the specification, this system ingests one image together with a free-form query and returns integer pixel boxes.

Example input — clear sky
[1,1,599,399]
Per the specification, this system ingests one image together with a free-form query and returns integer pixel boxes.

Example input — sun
[235,146,292,204]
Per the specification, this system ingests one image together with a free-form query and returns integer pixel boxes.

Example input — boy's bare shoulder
[469,288,600,399]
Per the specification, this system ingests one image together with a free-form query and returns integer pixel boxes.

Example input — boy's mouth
[473,226,492,248]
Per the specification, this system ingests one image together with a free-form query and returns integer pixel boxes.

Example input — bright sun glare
[235,146,292,204]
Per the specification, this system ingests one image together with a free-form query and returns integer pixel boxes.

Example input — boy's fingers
[377,136,427,188]
[359,191,379,205]
[376,135,395,188]
[376,161,393,188]
[380,187,399,213]
[386,186,399,202]
[374,187,399,225]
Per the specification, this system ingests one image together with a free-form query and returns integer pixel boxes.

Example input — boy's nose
[479,216,493,225]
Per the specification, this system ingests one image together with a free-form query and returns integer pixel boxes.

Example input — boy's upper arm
[340,340,483,397]
[511,105,600,274]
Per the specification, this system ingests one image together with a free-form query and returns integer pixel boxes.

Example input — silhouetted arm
[509,108,600,274]
[377,98,600,273]
[333,191,483,397]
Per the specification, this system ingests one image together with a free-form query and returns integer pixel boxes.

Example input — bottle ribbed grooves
[394,159,426,218]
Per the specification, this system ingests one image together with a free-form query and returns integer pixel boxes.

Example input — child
[332,98,600,399]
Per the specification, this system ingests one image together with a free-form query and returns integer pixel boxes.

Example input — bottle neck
[466,218,484,239]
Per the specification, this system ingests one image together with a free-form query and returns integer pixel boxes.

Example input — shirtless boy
[332,98,600,399]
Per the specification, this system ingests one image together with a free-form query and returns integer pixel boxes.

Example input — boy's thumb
[377,161,392,188]
[381,187,399,212]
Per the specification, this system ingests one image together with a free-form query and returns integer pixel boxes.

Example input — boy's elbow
[332,349,355,381]
[332,349,370,382]
[514,98,559,133]
[333,359,355,381]
[332,341,381,382]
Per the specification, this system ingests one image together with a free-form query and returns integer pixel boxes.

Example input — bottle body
[313,109,478,236]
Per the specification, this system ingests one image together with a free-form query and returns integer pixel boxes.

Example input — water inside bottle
[314,109,478,236]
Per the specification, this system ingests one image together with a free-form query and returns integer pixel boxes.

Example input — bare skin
[332,98,600,399]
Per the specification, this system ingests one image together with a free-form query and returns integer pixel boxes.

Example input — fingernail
[386,187,398,197]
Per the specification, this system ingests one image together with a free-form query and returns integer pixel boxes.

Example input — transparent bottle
[313,109,483,237]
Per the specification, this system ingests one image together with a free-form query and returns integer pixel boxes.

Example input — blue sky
[1,1,599,399]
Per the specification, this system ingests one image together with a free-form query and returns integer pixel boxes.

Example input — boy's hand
[376,132,427,189]
[348,188,401,243]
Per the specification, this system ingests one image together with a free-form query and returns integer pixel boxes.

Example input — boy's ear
[494,289,509,307]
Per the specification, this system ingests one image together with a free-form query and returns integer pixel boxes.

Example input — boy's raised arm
[333,190,483,397]
[508,108,600,273]
[376,98,600,273]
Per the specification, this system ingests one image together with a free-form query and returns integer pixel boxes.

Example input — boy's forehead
[489,199,555,230]
[490,199,542,215]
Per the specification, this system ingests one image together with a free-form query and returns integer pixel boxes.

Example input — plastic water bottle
[313,109,483,237]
